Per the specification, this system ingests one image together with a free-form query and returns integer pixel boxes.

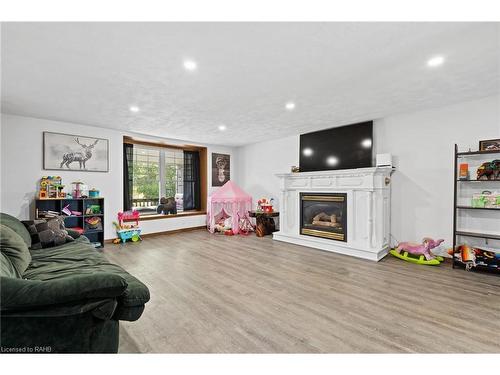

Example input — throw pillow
[22,216,74,250]
[0,212,32,248]
[0,223,32,277]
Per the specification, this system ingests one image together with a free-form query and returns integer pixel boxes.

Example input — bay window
[123,137,205,217]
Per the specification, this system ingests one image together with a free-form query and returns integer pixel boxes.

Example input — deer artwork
[215,155,228,183]
[60,138,99,169]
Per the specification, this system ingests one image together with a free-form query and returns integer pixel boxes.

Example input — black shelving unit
[35,197,105,248]
[452,144,499,273]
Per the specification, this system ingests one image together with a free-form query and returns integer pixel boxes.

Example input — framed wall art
[212,153,230,186]
[43,132,109,172]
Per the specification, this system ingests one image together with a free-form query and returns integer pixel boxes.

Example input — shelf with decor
[35,197,105,248]
[452,144,500,274]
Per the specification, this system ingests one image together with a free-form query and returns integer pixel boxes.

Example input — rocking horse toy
[390,237,445,266]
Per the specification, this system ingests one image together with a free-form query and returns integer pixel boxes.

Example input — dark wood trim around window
[122,135,207,218]
[124,210,207,222]
[123,135,204,152]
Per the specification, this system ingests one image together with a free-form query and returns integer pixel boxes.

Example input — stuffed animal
[157,197,177,215]
[477,159,500,180]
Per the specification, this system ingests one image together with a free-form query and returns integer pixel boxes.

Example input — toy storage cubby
[35,197,105,248]
[452,144,500,274]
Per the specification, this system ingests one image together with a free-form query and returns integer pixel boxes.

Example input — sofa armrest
[1,274,128,313]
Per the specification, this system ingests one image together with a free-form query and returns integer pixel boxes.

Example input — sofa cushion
[22,217,74,250]
[0,224,32,277]
[0,212,32,248]
[1,253,19,278]
[23,236,150,321]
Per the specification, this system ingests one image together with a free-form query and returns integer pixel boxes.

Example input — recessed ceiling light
[326,156,339,166]
[129,105,140,113]
[427,55,445,67]
[285,102,296,111]
[302,147,313,157]
[183,59,197,71]
[218,125,227,131]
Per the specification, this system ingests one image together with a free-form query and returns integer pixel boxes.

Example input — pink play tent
[207,181,252,234]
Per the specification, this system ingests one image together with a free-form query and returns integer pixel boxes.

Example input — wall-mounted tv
[299,121,373,172]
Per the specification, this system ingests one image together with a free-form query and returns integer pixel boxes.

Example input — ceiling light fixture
[183,59,197,71]
[129,105,140,113]
[427,55,445,68]
[218,125,227,131]
[285,102,296,111]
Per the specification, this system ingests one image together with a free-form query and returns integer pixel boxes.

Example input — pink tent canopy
[207,181,252,234]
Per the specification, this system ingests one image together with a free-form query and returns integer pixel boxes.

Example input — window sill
[124,210,207,222]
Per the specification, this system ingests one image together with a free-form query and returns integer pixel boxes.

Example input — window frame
[123,136,207,221]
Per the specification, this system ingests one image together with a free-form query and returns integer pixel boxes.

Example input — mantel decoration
[211,152,230,187]
[43,132,109,172]
[479,138,500,151]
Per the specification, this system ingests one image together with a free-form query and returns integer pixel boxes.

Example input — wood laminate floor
[101,230,500,353]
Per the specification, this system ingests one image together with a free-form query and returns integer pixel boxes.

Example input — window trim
[123,136,207,220]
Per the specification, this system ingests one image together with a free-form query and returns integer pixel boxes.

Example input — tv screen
[299,121,373,172]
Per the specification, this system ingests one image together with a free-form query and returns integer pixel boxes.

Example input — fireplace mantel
[273,167,395,261]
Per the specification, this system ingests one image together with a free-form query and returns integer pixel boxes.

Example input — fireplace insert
[300,193,347,241]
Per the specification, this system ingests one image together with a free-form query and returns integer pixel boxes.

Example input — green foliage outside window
[132,161,159,201]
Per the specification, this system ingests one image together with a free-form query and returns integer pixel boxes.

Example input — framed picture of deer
[43,132,109,172]
[211,153,230,186]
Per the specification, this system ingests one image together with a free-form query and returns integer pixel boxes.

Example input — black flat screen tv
[299,121,373,172]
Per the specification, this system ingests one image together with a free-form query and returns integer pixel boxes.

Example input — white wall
[236,95,500,246]
[0,114,236,239]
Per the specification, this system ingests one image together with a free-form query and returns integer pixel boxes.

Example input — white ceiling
[1,22,499,146]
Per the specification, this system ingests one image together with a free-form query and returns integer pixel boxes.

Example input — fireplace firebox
[300,193,347,241]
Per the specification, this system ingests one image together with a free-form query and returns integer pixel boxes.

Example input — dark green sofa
[0,213,150,353]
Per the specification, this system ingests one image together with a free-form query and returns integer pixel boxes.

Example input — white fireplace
[273,167,394,261]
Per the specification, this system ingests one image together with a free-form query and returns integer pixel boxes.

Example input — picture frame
[479,138,500,152]
[212,153,230,186]
[43,131,109,172]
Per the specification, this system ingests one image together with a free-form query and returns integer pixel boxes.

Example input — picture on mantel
[212,153,230,187]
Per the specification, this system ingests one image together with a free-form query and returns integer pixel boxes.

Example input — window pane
[132,146,160,215]
[164,149,184,213]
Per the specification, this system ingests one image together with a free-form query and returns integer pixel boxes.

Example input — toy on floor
[390,237,445,265]
[213,208,232,233]
[449,244,499,271]
[114,210,142,243]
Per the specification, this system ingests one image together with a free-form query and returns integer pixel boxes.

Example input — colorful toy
[449,244,499,270]
[85,216,102,230]
[88,188,100,198]
[85,204,102,215]
[458,163,469,180]
[477,159,500,180]
[114,210,142,243]
[118,210,140,227]
[39,176,65,199]
[71,181,88,198]
[390,238,445,265]
[471,190,500,208]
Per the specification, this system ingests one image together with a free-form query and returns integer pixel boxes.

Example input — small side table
[248,210,279,237]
